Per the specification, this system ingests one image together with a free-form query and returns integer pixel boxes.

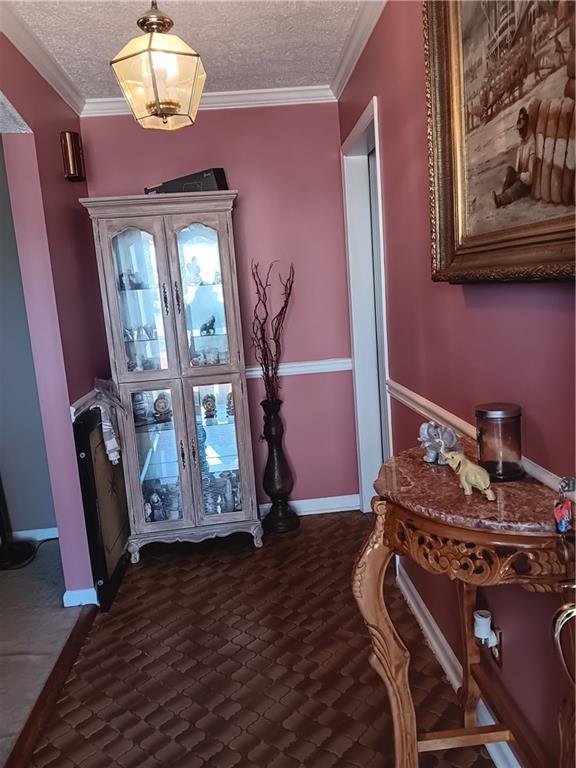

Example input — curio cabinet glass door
[100,217,179,381]
[184,376,254,525]
[120,381,194,533]
[165,214,241,376]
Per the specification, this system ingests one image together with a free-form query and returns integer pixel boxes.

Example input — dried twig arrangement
[251,261,295,402]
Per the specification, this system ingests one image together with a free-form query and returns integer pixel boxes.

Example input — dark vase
[261,399,299,534]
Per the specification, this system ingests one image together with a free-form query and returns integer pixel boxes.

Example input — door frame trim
[341,96,391,513]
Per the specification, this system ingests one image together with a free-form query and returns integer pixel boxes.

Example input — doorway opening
[341,97,391,512]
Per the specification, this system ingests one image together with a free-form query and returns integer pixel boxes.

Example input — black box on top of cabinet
[144,168,228,195]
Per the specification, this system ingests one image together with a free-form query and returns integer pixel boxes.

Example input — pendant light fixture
[111,1,206,131]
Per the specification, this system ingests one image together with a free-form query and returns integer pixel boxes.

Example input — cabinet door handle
[180,440,186,469]
[174,281,182,314]
[191,441,197,468]
[162,283,169,315]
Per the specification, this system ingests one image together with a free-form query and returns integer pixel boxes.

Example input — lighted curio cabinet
[80,192,262,561]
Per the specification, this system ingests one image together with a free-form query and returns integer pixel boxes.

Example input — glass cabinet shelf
[118,287,158,293]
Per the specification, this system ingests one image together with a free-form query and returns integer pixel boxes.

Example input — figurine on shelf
[118,271,133,291]
[213,270,222,285]
[143,323,157,340]
[124,328,137,370]
[202,393,217,422]
[418,421,461,464]
[149,490,166,520]
[213,474,234,514]
[200,315,216,336]
[220,470,241,510]
[144,502,153,522]
[132,392,149,424]
[226,391,235,421]
[205,349,220,365]
[129,272,145,289]
[153,393,172,422]
[186,257,202,287]
[164,486,180,520]
[190,351,206,367]
[439,441,496,502]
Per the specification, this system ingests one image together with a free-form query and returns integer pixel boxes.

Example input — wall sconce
[60,131,85,182]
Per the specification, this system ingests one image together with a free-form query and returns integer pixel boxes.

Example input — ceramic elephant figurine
[439,441,496,502]
[418,421,461,464]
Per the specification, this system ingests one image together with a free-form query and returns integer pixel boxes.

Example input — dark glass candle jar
[475,403,525,482]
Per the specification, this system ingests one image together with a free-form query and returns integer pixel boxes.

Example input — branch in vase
[250,261,295,402]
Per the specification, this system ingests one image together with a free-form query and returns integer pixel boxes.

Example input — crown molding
[0,2,85,115]
[2,0,379,118]
[331,0,387,98]
[81,85,336,117]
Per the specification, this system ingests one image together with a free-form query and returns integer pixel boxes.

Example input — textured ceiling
[8,1,363,98]
[0,92,31,132]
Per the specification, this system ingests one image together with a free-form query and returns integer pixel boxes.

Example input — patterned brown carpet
[28,512,493,768]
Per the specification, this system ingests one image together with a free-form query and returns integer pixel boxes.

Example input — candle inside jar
[475,403,525,482]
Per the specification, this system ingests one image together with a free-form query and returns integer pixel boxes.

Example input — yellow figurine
[439,441,496,502]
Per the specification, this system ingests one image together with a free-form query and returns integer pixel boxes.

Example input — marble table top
[374,443,559,536]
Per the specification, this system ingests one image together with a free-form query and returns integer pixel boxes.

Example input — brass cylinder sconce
[60,131,85,181]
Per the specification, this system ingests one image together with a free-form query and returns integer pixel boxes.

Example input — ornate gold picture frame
[424,1,575,283]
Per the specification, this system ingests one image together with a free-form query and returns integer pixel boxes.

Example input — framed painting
[424,0,575,282]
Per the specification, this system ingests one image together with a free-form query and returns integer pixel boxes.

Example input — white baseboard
[12,527,59,542]
[259,493,360,518]
[63,588,99,608]
[396,561,521,768]
[477,700,522,768]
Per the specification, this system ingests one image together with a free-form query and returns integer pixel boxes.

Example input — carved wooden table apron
[352,447,574,767]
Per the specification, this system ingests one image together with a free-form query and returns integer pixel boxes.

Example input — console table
[352,445,575,767]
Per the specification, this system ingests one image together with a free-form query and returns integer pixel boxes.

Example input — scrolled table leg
[457,582,481,727]
[352,505,418,768]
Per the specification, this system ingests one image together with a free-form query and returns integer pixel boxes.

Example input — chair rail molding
[246,357,352,379]
[386,379,563,493]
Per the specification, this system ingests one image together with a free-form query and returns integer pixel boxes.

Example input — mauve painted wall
[339,0,574,758]
[0,34,107,592]
[0,36,109,402]
[3,133,93,592]
[80,105,359,501]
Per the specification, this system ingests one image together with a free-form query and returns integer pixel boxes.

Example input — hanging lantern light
[111,1,206,131]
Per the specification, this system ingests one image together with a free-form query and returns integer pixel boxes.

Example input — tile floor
[25,513,493,767]
[0,540,80,765]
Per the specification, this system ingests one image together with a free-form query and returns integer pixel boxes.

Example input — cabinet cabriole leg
[127,541,140,564]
